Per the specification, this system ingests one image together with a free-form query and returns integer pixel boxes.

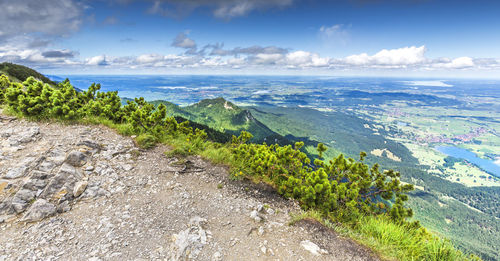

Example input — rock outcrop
[0,118,135,224]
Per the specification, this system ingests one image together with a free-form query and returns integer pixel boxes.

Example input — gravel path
[0,113,378,261]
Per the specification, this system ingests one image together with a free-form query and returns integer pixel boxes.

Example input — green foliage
[231,130,253,145]
[290,210,476,261]
[49,79,80,120]
[249,106,499,260]
[317,143,327,159]
[0,74,207,149]
[5,81,26,112]
[0,74,9,104]
[174,116,233,143]
[82,83,123,121]
[443,156,462,168]
[231,132,415,223]
[354,214,480,261]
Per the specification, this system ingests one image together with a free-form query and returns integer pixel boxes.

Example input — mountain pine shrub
[231,133,414,223]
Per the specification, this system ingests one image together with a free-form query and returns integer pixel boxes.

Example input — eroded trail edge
[0,115,377,261]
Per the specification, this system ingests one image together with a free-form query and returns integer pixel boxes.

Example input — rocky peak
[192,97,240,111]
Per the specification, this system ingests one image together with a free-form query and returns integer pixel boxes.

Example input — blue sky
[1,0,500,77]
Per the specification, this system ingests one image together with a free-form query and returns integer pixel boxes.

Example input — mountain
[121,98,232,143]
[151,97,291,144]
[0,62,56,86]
[184,98,275,140]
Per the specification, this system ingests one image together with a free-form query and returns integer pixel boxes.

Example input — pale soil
[0,113,378,261]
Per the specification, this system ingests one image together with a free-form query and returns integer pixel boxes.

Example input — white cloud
[253,53,284,64]
[433,56,475,69]
[0,44,78,66]
[227,57,246,67]
[0,0,83,69]
[215,0,293,19]
[344,46,427,67]
[137,53,165,64]
[86,55,109,66]
[286,51,312,65]
[286,51,329,68]
[403,81,453,87]
[200,57,223,67]
[213,1,254,18]
[2,28,499,76]
[320,25,343,37]
[207,44,287,56]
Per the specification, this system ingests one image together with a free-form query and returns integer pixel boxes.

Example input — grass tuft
[136,133,157,149]
[289,210,479,261]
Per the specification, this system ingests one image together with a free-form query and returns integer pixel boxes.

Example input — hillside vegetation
[248,106,500,260]
[149,98,291,144]
[0,69,478,260]
[0,62,56,86]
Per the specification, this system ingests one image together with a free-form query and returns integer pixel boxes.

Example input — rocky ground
[0,112,378,261]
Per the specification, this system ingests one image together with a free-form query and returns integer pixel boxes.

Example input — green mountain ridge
[148,97,293,144]
[0,62,56,86]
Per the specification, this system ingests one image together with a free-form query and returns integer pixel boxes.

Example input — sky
[1,0,500,77]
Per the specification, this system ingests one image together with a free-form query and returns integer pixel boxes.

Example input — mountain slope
[248,105,500,260]
[183,97,276,140]
[0,62,56,86]
[151,97,291,144]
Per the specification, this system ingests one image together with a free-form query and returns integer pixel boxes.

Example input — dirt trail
[0,114,378,260]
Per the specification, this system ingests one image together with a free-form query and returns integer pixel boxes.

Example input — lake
[435,146,500,178]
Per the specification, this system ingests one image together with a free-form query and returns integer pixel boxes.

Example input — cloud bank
[3,37,499,74]
[0,0,83,42]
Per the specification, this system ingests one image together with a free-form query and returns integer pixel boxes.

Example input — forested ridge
[0,63,56,86]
